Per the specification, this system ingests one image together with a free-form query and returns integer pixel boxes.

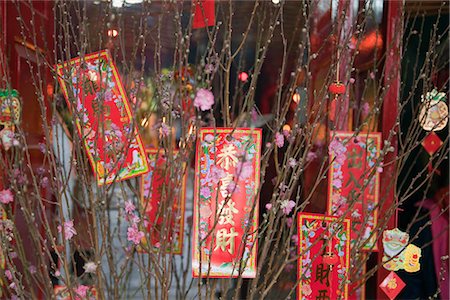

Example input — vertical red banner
[193,128,261,278]
[56,50,149,185]
[140,149,187,254]
[298,213,351,300]
[327,131,381,250]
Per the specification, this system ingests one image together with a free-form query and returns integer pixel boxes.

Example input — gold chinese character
[217,200,239,225]
[217,144,239,170]
[219,173,234,198]
[214,228,238,254]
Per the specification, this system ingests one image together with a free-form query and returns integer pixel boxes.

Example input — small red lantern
[323,251,339,266]
[329,81,346,94]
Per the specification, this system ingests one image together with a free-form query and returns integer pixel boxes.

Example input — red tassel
[193,0,215,29]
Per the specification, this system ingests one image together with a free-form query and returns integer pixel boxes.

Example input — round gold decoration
[419,89,448,131]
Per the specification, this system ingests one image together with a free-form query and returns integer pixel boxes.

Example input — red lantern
[328,82,346,94]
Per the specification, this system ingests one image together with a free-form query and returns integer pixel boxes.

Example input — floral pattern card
[56,50,149,185]
[192,128,261,278]
[139,149,186,254]
[327,131,381,250]
[297,213,351,300]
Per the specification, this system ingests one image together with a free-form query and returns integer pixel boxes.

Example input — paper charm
[379,271,406,300]
[56,50,149,185]
[297,213,351,300]
[193,128,262,278]
[422,132,443,156]
[382,228,422,273]
[0,89,21,151]
[419,89,448,131]
[139,149,187,254]
[403,244,421,272]
[328,131,381,250]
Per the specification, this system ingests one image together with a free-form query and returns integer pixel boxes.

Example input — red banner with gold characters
[140,149,187,254]
[327,131,381,250]
[56,50,149,185]
[193,128,261,278]
[297,213,351,300]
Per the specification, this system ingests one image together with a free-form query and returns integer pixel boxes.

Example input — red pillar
[377,1,403,298]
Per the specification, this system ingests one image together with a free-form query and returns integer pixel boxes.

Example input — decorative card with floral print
[56,50,149,185]
[297,213,351,300]
[192,128,261,278]
[139,149,187,254]
[327,131,381,250]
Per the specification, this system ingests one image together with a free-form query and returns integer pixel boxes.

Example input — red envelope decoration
[379,271,405,300]
[193,128,262,278]
[422,132,443,156]
[140,149,187,254]
[56,50,149,185]
[297,213,351,300]
[328,131,381,250]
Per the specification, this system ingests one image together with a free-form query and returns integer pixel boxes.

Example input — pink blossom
[377,163,384,173]
[349,77,356,84]
[286,217,293,227]
[265,142,272,148]
[361,102,370,116]
[125,200,135,215]
[251,108,258,123]
[306,151,317,162]
[291,234,299,246]
[29,265,37,274]
[57,220,77,241]
[265,203,272,211]
[280,200,296,215]
[209,166,225,184]
[369,72,375,79]
[194,88,214,111]
[54,270,61,277]
[160,123,170,137]
[275,132,284,148]
[0,189,14,204]
[5,269,12,280]
[288,158,297,168]
[74,285,90,299]
[127,225,144,245]
[235,161,253,179]
[226,181,239,195]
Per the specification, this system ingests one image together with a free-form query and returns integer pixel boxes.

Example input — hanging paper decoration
[419,88,448,131]
[379,271,406,300]
[328,131,381,250]
[382,228,422,272]
[421,132,443,156]
[0,89,21,151]
[192,128,261,278]
[139,149,187,254]
[56,50,149,185]
[192,0,215,29]
[297,213,351,300]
